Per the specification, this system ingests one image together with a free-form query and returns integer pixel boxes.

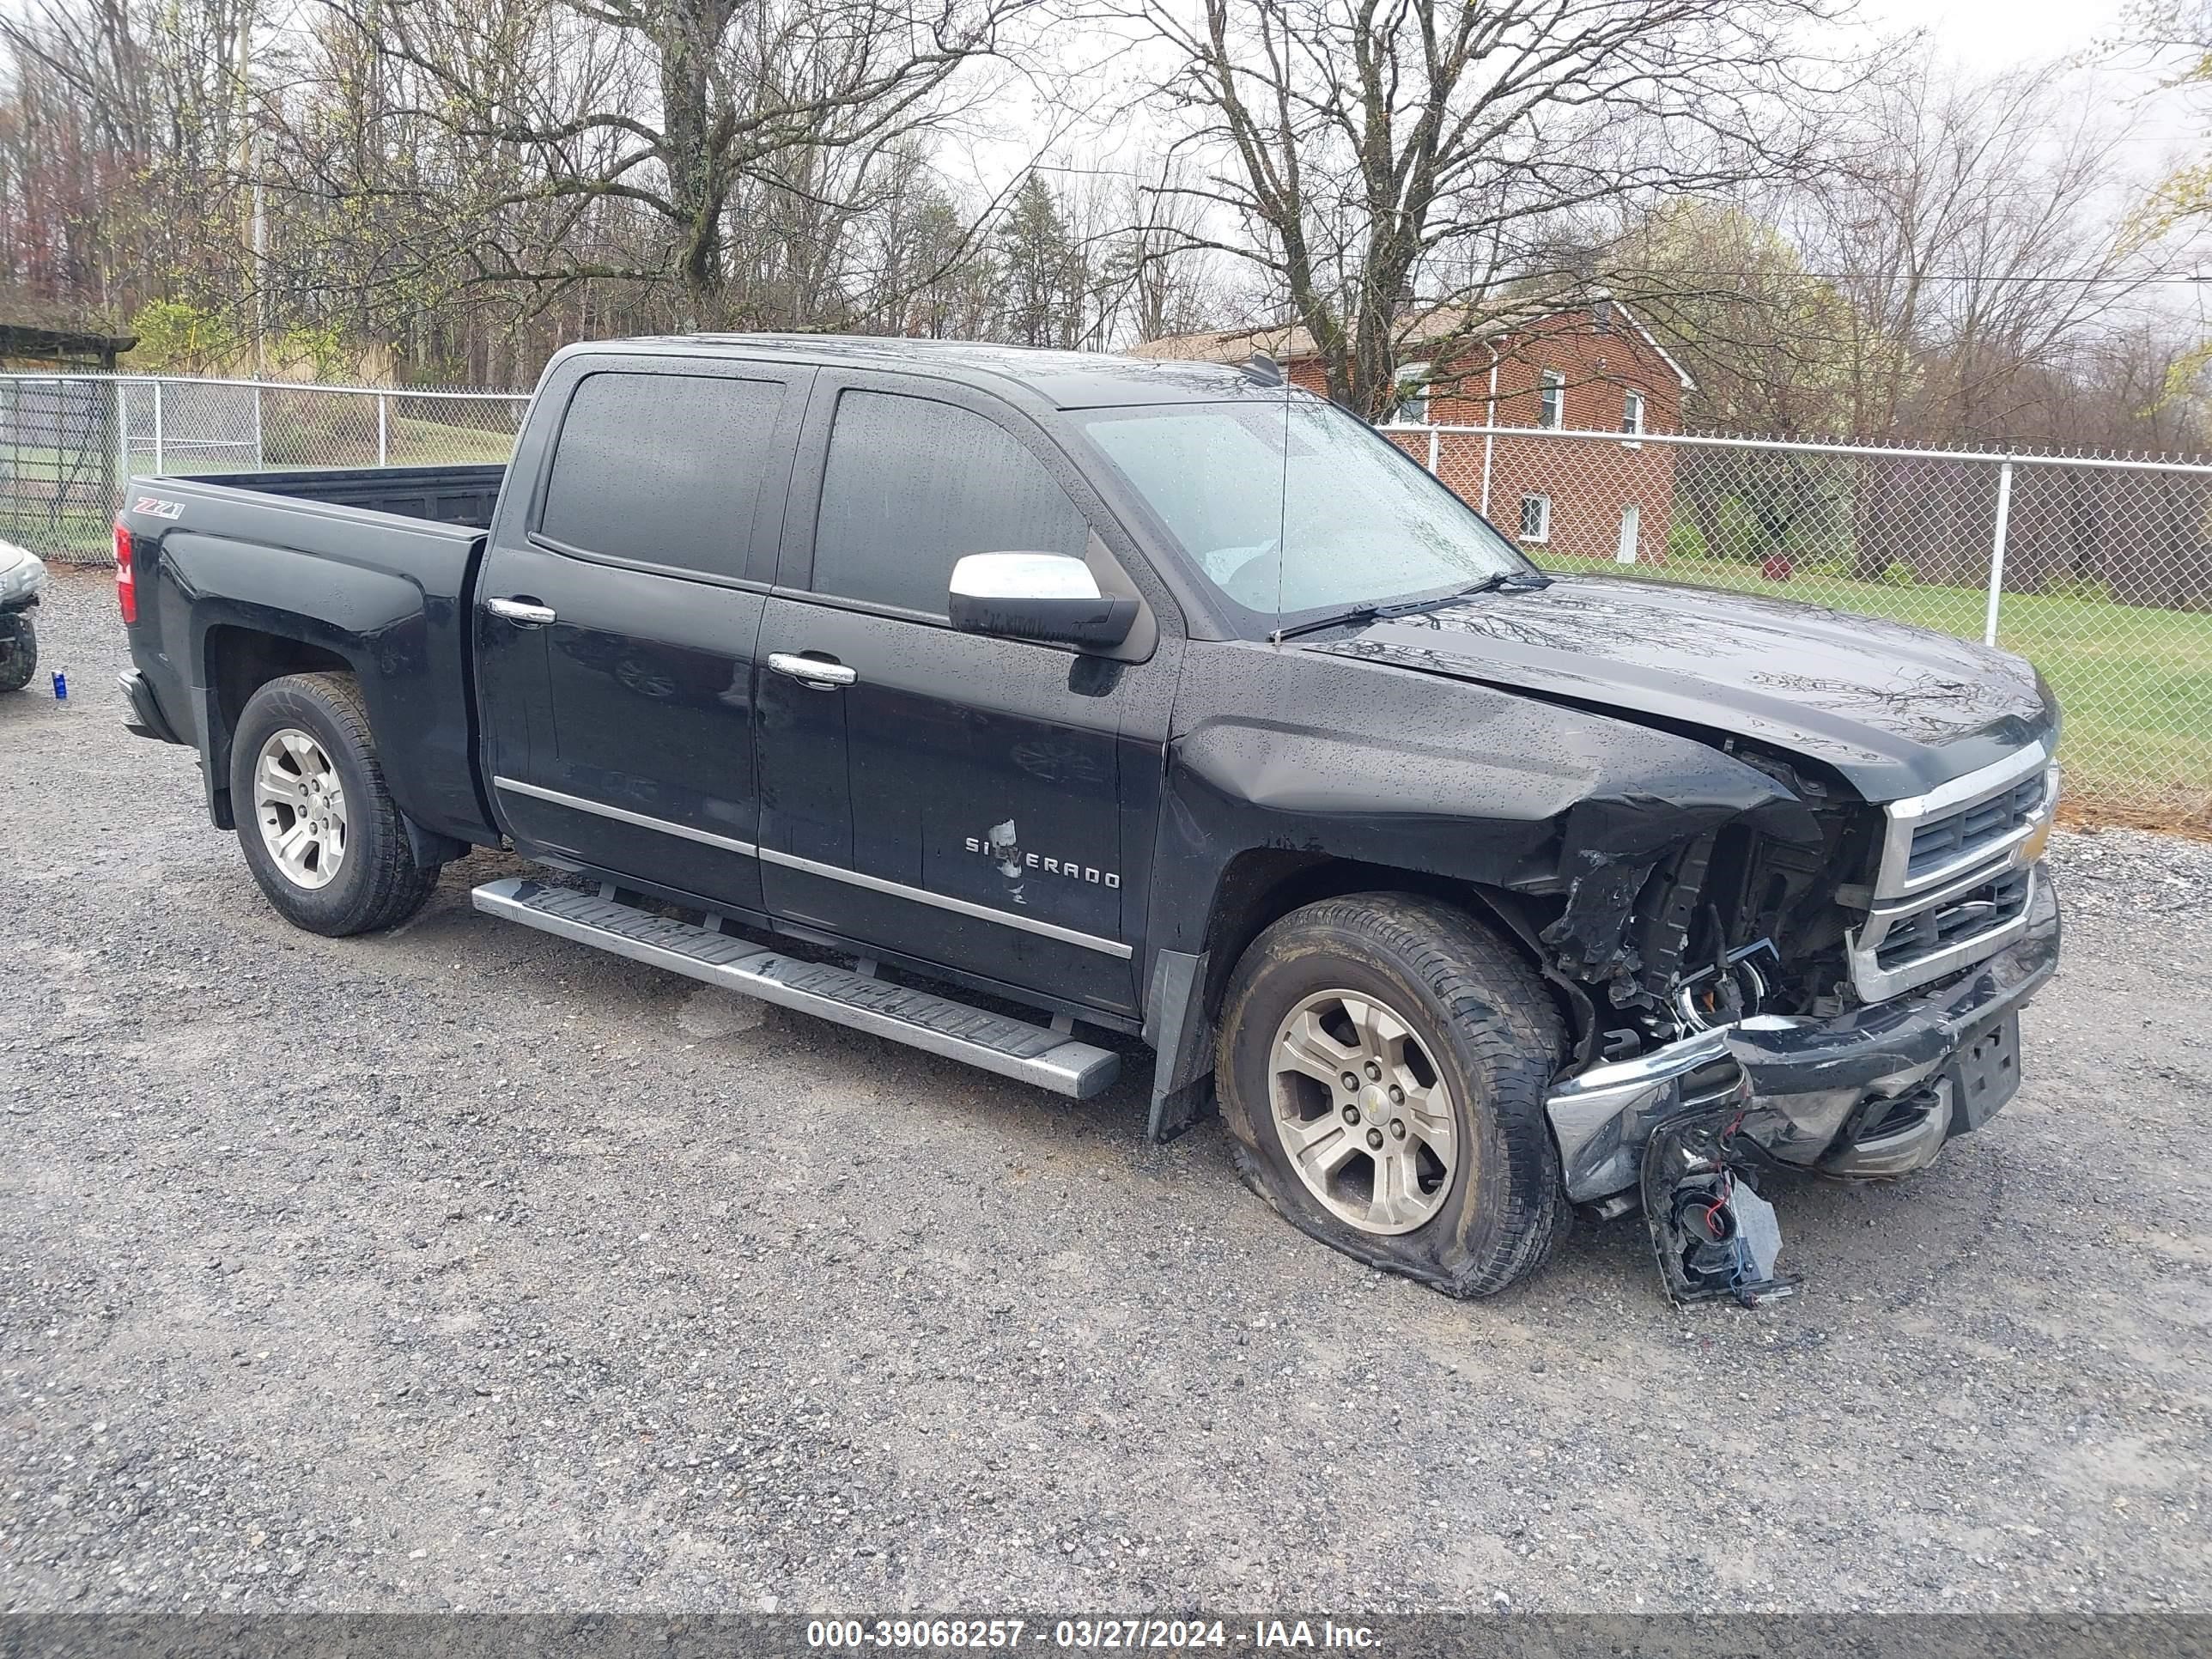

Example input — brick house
[1131,300,1694,567]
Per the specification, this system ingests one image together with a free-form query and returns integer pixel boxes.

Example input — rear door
[477,354,809,912]
[754,373,1169,1017]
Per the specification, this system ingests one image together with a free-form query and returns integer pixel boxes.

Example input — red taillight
[114,520,137,623]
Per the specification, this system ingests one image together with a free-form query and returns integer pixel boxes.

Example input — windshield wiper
[1271,602,1387,642]
[1455,568,1553,597]
[1269,568,1551,642]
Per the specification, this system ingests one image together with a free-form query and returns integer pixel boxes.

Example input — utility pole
[234,0,264,375]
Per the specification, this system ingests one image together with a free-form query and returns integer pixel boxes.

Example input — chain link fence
[1382,422,2212,829]
[0,372,529,566]
[1,373,2201,826]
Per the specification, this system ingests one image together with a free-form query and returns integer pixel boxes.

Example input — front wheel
[0,611,34,692]
[1216,892,1567,1297]
[228,672,440,936]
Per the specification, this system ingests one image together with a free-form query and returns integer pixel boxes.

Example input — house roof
[1130,322,1306,363]
[1133,296,1694,391]
[0,288,137,357]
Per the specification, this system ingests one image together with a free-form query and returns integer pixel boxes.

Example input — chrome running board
[471,877,1121,1099]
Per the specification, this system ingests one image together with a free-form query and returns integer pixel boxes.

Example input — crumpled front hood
[1308,573,2056,801]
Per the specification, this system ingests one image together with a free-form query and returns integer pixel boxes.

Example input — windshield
[1076,396,1528,626]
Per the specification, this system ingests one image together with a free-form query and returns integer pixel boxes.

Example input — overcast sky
[1860,0,2191,152]
[1871,0,2200,210]
[1863,0,2125,66]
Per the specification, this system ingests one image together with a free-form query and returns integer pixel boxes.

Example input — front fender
[1144,641,1814,966]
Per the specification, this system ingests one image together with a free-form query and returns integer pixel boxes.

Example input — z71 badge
[132,496,185,520]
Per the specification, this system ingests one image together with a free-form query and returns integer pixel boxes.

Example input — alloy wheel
[252,727,349,890]
[1267,988,1458,1235]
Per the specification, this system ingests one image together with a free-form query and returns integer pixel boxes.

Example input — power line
[1618,269,2198,286]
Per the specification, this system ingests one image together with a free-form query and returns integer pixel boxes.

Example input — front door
[476,357,809,912]
[1615,501,1642,565]
[754,376,1161,1016]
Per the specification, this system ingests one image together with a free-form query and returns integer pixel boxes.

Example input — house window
[1519,494,1551,544]
[1391,361,1432,425]
[1622,390,1645,435]
[1538,371,1565,429]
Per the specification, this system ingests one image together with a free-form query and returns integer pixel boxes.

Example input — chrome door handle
[768,653,857,690]
[487,597,556,627]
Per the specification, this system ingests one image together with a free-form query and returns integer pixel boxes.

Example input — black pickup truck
[116,336,2061,1304]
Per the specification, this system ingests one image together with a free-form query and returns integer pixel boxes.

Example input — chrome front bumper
[1547,865,2060,1202]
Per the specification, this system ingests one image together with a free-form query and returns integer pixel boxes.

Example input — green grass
[145,411,519,471]
[1569,548,2212,819]
[384,413,519,465]
[0,507,112,559]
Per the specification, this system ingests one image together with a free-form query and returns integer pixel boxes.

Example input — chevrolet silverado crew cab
[116,336,2061,1304]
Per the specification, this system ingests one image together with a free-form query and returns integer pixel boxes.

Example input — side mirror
[947,552,1138,650]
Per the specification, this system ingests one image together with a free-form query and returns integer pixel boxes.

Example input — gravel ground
[3,566,2208,1615]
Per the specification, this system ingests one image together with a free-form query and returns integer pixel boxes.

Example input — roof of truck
[610,332,1297,410]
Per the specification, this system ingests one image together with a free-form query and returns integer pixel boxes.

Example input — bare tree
[1767,58,2166,580]
[1111,0,1854,417]
[854,155,1004,336]
[1115,154,1224,343]
[334,0,1046,325]
[0,0,259,312]
[1800,58,2162,443]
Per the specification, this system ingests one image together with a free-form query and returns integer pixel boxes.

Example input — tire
[0,612,33,692]
[228,671,441,936]
[1215,892,1568,1298]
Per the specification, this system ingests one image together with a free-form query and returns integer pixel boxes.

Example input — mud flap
[1642,1105,1798,1307]
[1143,947,1216,1143]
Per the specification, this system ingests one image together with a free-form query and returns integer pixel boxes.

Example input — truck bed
[118,465,505,852]
[173,463,504,529]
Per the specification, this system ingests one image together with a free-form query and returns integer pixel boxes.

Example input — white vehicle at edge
[0,537,48,694]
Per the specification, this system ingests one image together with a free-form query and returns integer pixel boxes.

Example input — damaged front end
[1533,740,2063,1306]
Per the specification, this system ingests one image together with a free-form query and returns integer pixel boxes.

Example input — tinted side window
[539,371,785,579]
[811,390,1089,614]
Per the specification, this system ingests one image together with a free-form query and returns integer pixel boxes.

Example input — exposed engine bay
[1532,745,1871,1062]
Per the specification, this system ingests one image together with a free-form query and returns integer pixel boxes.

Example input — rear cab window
[538,369,788,580]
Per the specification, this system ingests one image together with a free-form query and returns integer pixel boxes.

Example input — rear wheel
[0,612,34,692]
[228,672,440,935]
[1216,892,1567,1297]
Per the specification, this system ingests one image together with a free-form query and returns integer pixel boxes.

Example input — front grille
[1873,869,2031,971]
[1905,774,2045,886]
[1851,742,2052,1002]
